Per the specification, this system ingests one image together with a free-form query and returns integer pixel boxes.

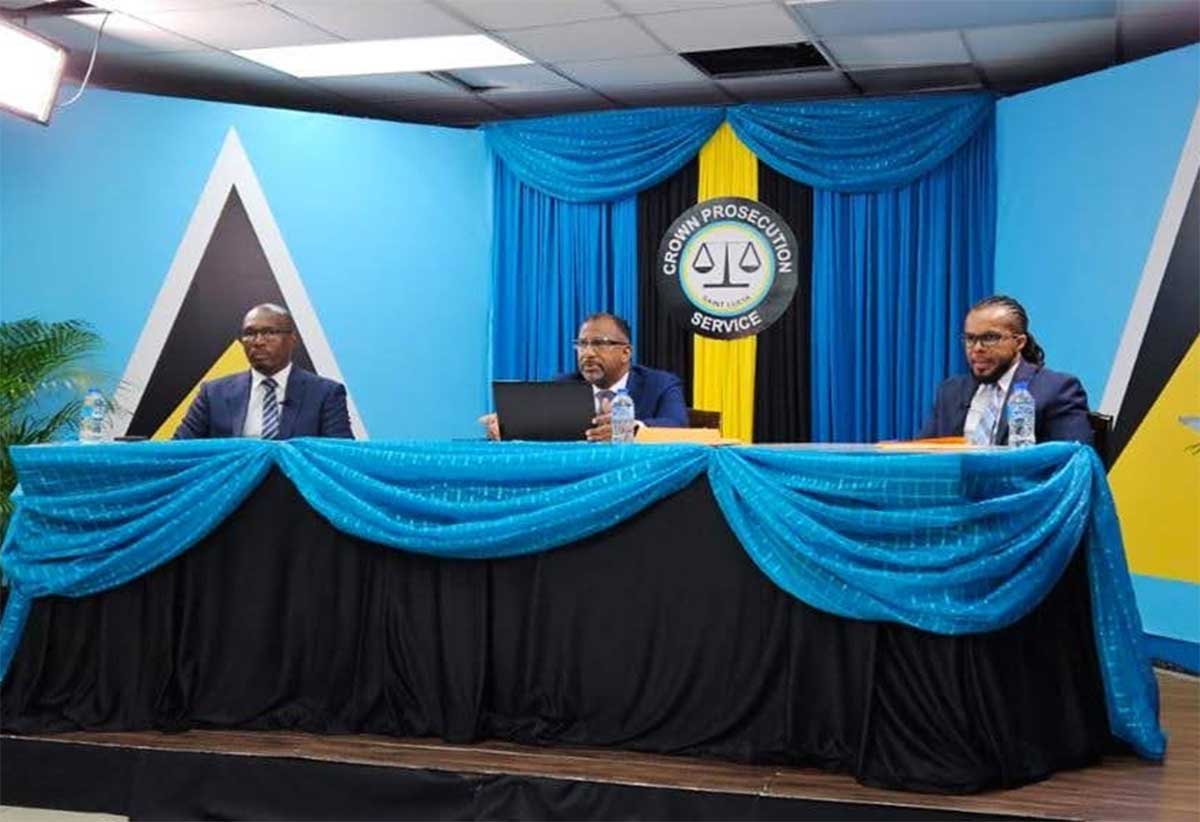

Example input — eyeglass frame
[961,332,1021,350]
[573,337,630,352]
[240,328,293,342]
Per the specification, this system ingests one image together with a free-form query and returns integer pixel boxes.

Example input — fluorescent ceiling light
[236,34,531,78]
[0,18,67,125]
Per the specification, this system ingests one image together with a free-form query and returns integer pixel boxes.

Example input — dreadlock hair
[970,295,1045,367]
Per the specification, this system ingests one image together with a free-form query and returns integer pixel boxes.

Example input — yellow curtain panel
[694,123,758,442]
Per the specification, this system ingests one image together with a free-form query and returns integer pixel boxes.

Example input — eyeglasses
[573,337,629,351]
[961,332,1015,349]
[241,328,292,341]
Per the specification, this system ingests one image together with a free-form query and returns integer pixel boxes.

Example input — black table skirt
[1,471,1116,793]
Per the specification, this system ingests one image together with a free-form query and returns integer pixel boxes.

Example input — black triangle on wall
[1112,169,1200,461]
[127,188,315,437]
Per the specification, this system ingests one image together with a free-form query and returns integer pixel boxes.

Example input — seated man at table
[917,295,1091,445]
[483,312,688,441]
[174,303,353,440]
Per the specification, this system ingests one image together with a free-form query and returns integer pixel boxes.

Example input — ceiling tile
[138,3,338,49]
[849,63,982,94]
[638,3,806,52]
[718,69,855,100]
[554,54,705,89]
[269,1,477,39]
[613,0,764,11]
[791,0,1117,39]
[484,88,614,116]
[441,0,619,30]
[823,31,972,68]
[964,18,1116,64]
[604,81,730,106]
[309,71,464,99]
[448,63,577,92]
[89,0,253,12]
[90,47,321,92]
[498,18,664,62]
[28,11,207,54]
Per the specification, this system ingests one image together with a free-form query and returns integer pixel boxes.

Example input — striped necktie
[261,377,280,440]
[970,384,1003,446]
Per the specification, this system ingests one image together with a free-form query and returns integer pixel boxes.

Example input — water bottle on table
[79,388,107,444]
[1006,381,1036,447]
[610,389,636,444]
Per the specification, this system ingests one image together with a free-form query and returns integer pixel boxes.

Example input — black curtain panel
[754,161,814,443]
[2,471,1115,794]
[637,159,699,405]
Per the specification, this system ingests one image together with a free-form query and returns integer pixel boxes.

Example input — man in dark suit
[174,303,353,440]
[482,312,688,441]
[917,295,1092,445]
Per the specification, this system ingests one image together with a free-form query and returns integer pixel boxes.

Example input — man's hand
[478,413,501,441]
[586,411,612,443]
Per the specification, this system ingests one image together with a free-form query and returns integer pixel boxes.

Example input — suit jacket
[561,364,689,428]
[917,359,1092,444]
[173,366,353,440]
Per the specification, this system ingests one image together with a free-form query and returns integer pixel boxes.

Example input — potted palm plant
[1,318,105,537]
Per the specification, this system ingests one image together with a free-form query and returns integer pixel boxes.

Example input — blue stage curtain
[484,107,723,203]
[810,115,995,442]
[727,92,993,193]
[0,439,1164,761]
[492,158,639,380]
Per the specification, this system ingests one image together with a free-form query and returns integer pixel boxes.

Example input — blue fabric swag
[484,93,994,203]
[0,439,1163,761]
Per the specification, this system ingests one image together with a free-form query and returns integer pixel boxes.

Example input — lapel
[230,371,252,437]
[994,359,1038,445]
[280,367,308,440]
[624,366,643,408]
[955,377,977,435]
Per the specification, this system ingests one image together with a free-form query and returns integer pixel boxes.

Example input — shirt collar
[593,370,630,396]
[994,356,1021,396]
[251,362,292,395]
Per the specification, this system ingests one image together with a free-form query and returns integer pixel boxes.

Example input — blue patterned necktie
[261,377,280,440]
[970,384,1003,446]
[595,389,615,414]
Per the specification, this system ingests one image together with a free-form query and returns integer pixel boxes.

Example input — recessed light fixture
[236,34,531,78]
[0,18,67,125]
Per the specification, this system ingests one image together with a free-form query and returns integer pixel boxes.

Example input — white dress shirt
[243,362,292,438]
[592,371,630,413]
[964,357,1020,444]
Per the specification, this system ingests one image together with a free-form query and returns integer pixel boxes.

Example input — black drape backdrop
[2,471,1116,793]
[755,160,813,443]
[637,158,698,404]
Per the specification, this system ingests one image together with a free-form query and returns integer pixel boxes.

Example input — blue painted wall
[995,44,1200,652]
[0,87,492,440]
[994,44,1199,401]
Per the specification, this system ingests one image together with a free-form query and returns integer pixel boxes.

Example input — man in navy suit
[482,312,688,441]
[917,295,1092,445]
[174,303,353,440]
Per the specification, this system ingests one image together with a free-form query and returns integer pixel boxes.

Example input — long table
[0,440,1164,793]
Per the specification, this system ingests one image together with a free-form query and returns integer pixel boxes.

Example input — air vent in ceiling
[429,70,501,94]
[682,42,830,79]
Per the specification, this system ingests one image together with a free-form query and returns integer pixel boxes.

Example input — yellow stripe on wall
[1109,334,1200,583]
[694,122,758,442]
[151,340,249,440]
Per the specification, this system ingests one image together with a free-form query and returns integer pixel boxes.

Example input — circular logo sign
[656,197,799,339]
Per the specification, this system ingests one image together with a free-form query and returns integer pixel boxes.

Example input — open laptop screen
[492,380,595,441]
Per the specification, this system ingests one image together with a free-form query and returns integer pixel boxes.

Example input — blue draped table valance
[0,439,1163,760]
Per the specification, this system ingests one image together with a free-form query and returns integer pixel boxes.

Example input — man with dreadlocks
[917,295,1093,445]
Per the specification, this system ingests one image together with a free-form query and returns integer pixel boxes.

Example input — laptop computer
[492,380,595,441]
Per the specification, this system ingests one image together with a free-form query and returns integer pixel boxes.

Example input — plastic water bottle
[79,388,106,443]
[610,389,636,444]
[1007,381,1036,447]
